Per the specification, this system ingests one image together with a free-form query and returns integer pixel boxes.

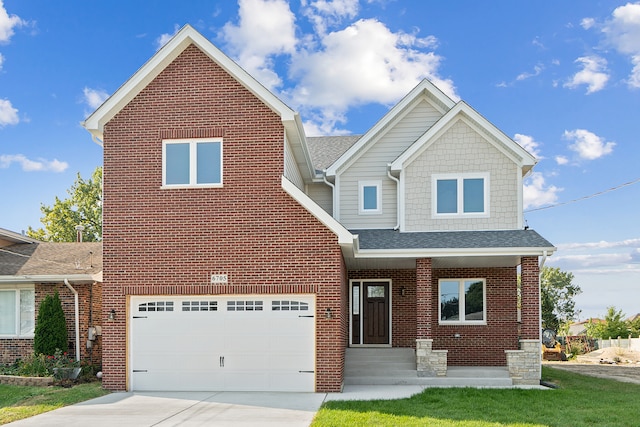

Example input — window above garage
[162,138,223,188]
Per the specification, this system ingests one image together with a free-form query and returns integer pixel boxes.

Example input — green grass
[312,366,639,427]
[0,382,109,425]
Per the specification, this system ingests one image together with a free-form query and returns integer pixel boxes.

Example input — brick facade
[101,44,345,392]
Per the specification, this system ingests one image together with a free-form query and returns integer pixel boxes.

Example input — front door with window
[350,281,390,345]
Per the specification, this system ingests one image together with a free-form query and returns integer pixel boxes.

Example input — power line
[525,176,640,213]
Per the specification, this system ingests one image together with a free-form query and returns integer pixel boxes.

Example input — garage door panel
[130,295,315,392]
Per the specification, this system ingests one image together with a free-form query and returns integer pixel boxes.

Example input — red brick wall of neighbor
[101,44,345,392]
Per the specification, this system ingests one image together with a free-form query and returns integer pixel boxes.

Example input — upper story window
[162,138,222,188]
[439,279,486,324]
[358,180,382,214]
[432,173,488,217]
[0,286,35,337]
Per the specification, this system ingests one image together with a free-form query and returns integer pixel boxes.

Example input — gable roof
[325,79,456,177]
[82,24,316,182]
[390,101,537,175]
[307,135,361,174]
[0,242,102,283]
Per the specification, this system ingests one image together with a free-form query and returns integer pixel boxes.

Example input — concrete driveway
[6,391,328,427]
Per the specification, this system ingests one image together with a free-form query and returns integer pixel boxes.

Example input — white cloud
[0,0,25,43]
[82,87,109,110]
[581,17,596,30]
[221,0,297,89]
[0,98,19,127]
[555,155,569,165]
[155,24,180,50]
[597,2,640,88]
[629,54,640,88]
[558,238,640,251]
[564,56,609,94]
[0,52,4,70]
[513,133,542,159]
[302,0,360,34]
[523,172,561,209]
[563,129,615,160]
[516,63,543,81]
[0,154,68,172]
[289,18,456,134]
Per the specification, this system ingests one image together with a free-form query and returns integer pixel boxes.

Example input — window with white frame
[439,279,486,324]
[432,173,488,216]
[358,180,382,214]
[163,138,222,187]
[0,286,35,337]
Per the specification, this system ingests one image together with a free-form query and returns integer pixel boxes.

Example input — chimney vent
[75,225,85,243]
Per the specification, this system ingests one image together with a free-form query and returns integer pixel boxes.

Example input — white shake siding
[404,119,519,231]
[284,137,304,189]
[338,99,443,229]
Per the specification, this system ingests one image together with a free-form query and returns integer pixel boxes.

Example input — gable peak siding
[338,98,443,229]
[101,44,346,391]
[404,119,519,231]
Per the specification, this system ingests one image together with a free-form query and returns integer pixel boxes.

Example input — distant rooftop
[306,135,361,173]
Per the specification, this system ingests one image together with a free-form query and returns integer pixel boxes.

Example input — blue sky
[1,1,639,322]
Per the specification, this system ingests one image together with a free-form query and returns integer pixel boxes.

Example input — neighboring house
[567,319,603,336]
[82,25,555,392]
[0,227,103,366]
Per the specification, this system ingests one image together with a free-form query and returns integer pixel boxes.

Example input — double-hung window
[163,138,222,188]
[0,286,35,337]
[432,173,488,216]
[439,279,486,324]
[358,180,382,214]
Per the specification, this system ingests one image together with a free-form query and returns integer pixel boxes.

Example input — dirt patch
[545,347,640,385]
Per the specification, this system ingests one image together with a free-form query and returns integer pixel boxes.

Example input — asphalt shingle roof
[352,229,554,250]
[306,135,361,172]
[0,242,102,276]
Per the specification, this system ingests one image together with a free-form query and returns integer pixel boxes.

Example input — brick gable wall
[101,44,345,392]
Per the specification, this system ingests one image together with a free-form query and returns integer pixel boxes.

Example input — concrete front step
[344,348,513,387]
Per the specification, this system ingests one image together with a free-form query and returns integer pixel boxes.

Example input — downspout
[322,169,336,219]
[63,278,81,363]
[387,164,400,230]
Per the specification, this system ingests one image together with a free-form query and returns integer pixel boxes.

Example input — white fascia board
[83,24,298,141]
[391,102,537,173]
[0,273,101,284]
[281,176,354,246]
[354,246,556,259]
[284,114,315,182]
[325,79,455,178]
[0,228,39,244]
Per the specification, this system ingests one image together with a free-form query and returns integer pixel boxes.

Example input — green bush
[34,292,68,355]
[16,353,50,377]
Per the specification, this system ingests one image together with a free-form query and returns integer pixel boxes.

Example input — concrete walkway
[7,384,547,427]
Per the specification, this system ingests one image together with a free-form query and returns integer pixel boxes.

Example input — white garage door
[129,295,315,392]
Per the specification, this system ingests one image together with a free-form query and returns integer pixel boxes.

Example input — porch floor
[344,347,514,387]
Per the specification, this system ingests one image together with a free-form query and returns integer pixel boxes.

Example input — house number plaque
[211,274,229,284]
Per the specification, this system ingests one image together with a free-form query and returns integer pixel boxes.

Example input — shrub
[34,292,68,355]
[16,353,50,377]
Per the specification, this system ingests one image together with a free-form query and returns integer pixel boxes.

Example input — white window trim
[162,138,223,188]
[438,278,487,325]
[0,284,35,338]
[432,173,489,218]
[358,180,382,215]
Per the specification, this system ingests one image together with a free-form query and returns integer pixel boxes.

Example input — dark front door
[362,282,390,344]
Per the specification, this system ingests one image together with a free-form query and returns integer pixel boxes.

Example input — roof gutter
[63,278,81,363]
[0,274,98,284]
[322,169,337,218]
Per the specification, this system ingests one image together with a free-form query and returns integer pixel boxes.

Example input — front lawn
[0,382,109,425]
[312,366,639,427]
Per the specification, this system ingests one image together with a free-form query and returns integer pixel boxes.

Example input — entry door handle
[219,356,225,367]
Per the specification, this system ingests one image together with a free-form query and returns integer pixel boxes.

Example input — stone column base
[505,339,541,385]
[416,339,448,377]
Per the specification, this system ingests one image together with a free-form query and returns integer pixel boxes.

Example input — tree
[27,166,102,242]
[34,292,68,355]
[587,306,629,339]
[540,266,581,332]
[628,315,640,338]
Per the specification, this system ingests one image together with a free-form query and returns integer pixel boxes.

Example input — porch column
[520,256,540,339]
[505,256,541,385]
[416,258,433,338]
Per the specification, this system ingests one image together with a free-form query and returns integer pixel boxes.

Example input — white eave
[354,246,556,259]
[0,273,102,284]
[82,24,301,145]
[391,101,538,175]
